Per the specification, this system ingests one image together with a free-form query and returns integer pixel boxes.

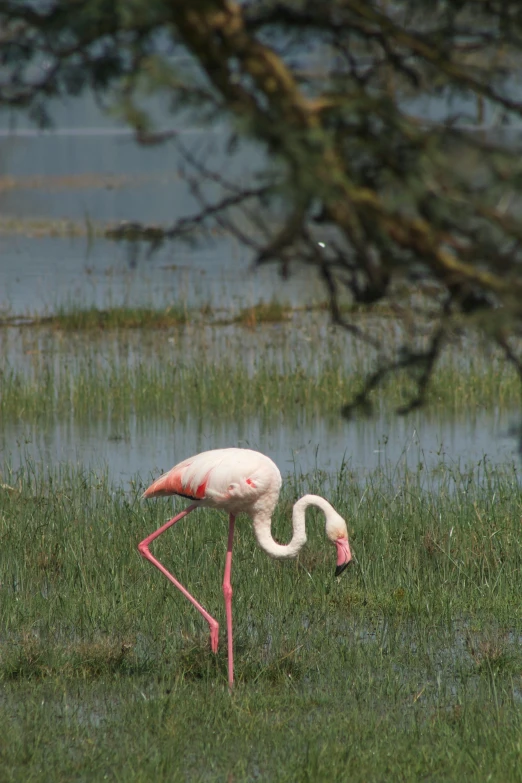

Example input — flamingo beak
[334,537,352,576]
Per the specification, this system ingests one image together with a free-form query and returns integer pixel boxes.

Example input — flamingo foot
[209,622,219,653]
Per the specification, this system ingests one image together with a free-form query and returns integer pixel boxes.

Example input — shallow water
[0,234,325,316]
[1,405,517,487]
[0,94,311,314]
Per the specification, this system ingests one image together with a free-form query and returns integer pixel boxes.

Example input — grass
[1,299,520,778]
[234,300,292,327]
[36,305,190,330]
[16,301,293,330]
[0,301,316,329]
[1,459,522,781]
[0,287,439,329]
[0,216,102,238]
[0,301,307,329]
[0,326,520,422]
[0,293,519,424]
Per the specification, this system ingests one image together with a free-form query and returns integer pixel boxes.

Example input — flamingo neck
[252,494,335,559]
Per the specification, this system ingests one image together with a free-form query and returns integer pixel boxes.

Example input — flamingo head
[325,511,353,576]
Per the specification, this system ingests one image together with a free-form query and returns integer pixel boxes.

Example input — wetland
[1,105,522,782]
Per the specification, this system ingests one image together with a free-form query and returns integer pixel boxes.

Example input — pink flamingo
[139,447,352,688]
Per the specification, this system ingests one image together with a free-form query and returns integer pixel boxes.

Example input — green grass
[1,300,314,329]
[1,459,522,781]
[0,289,440,330]
[35,305,190,330]
[0,330,520,422]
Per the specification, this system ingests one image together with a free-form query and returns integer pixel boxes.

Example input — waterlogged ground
[1,302,521,782]
[0,318,518,485]
[0,107,520,479]
[2,101,522,781]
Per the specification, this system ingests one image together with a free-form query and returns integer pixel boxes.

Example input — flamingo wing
[142,448,282,512]
[142,451,218,501]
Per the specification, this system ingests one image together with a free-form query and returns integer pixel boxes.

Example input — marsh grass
[0,216,101,238]
[234,300,292,327]
[0,329,519,423]
[1,460,522,781]
[37,305,190,330]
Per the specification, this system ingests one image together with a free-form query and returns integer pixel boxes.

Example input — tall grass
[1,460,522,781]
[0,328,519,423]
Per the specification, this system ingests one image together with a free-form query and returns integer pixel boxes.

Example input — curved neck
[252,494,335,559]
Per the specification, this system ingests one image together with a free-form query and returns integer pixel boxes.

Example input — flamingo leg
[138,504,220,653]
[223,513,235,689]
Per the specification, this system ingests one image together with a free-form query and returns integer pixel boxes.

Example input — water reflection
[1,408,516,487]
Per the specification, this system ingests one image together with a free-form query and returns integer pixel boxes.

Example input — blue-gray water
[1,408,517,489]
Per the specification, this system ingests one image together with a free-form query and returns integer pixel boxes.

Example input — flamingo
[139,447,352,688]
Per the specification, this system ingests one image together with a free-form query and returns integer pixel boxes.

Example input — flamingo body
[139,448,352,688]
[143,448,282,516]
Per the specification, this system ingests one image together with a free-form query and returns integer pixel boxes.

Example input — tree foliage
[2,0,522,413]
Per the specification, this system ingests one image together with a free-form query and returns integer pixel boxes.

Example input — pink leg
[223,514,235,689]
[138,504,220,653]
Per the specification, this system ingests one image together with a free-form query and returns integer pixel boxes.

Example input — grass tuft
[1,635,136,681]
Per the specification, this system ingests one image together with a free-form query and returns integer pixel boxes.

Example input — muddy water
[0,98,519,482]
